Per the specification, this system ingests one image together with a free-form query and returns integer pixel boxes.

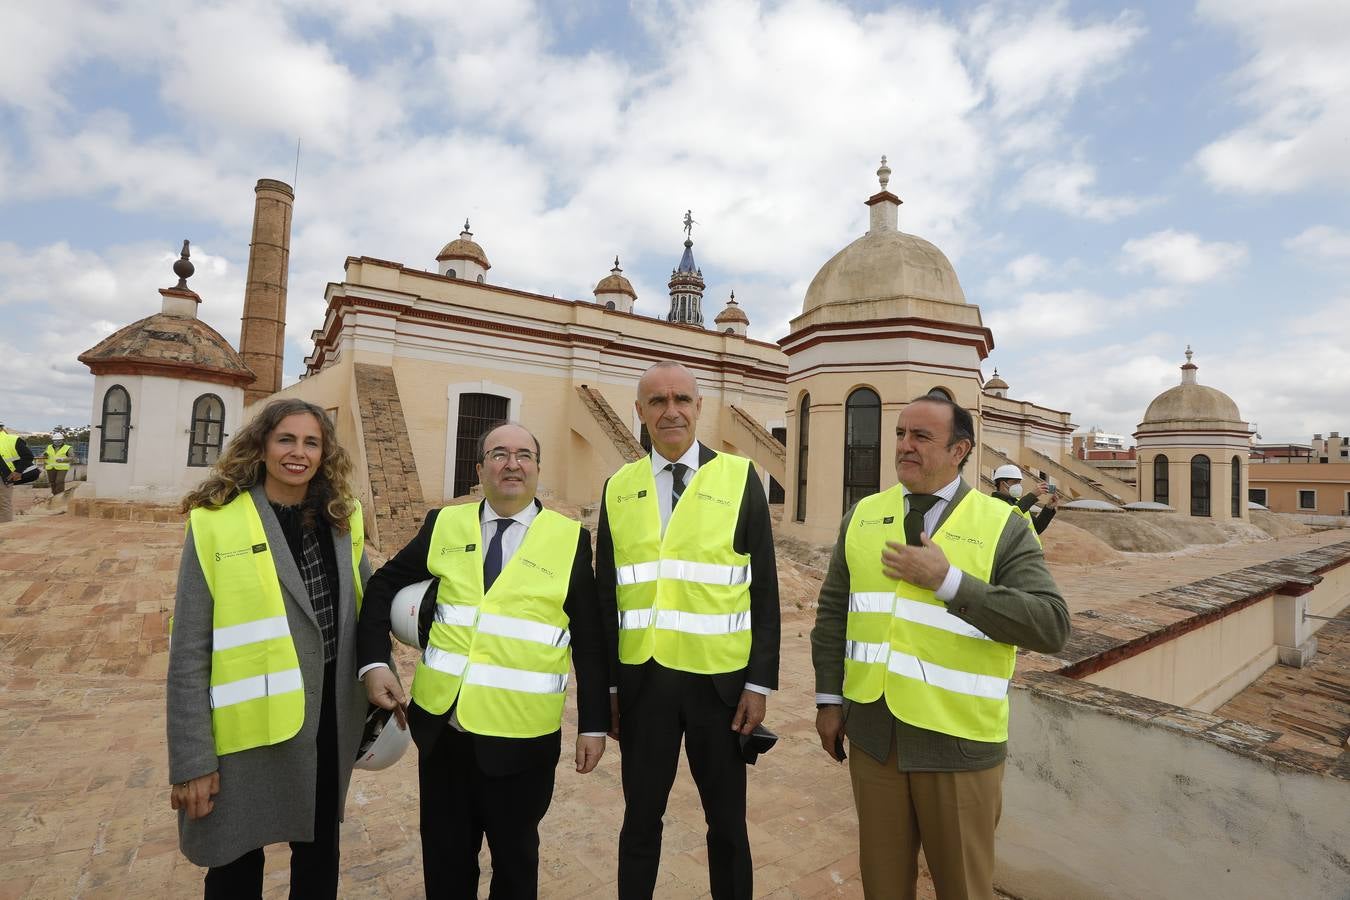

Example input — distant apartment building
[1249,430,1350,516]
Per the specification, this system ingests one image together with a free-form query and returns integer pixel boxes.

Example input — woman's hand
[170,772,220,820]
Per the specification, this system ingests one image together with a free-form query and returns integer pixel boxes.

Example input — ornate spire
[1180,346,1198,385]
[877,155,891,191]
[172,239,194,289]
[668,213,706,327]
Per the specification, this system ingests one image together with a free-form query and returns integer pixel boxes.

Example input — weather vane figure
[683,209,697,239]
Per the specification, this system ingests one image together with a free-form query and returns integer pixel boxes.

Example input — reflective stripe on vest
[843,484,1018,743]
[191,494,364,756]
[605,453,753,675]
[411,504,580,738]
[46,444,71,471]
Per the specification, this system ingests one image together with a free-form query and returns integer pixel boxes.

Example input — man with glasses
[597,361,780,899]
[358,421,609,898]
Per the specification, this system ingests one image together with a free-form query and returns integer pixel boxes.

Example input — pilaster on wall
[354,363,426,552]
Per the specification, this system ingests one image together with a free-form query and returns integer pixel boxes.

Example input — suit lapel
[248,484,319,630]
[696,442,716,466]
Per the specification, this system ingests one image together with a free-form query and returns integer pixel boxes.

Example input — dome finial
[173,239,194,289]
[462,218,472,235]
[1184,345,1193,365]
[877,155,891,191]
[613,255,621,271]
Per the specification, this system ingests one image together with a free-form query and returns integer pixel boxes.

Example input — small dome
[802,230,966,314]
[78,313,256,388]
[714,291,749,324]
[436,220,491,270]
[983,368,1008,391]
[1139,348,1244,431]
[594,257,636,299]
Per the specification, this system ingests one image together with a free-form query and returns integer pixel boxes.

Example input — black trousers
[617,665,751,900]
[418,724,556,899]
[203,660,340,900]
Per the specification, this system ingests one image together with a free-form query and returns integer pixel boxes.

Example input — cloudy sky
[2,0,1347,441]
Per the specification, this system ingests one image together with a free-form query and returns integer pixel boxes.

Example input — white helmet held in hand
[391,578,439,649]
[354,701,411,770]
[992,464,1023,484]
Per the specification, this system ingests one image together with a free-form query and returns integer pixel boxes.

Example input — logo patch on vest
[215,546,256,562]
[252,543,267,554]
[616,489,648,503]
[696,491,731,506]
[440,543,477,555]
[858,516,895,527]
[942,531,984,546]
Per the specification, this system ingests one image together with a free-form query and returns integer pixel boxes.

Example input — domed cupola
[436,220,491,283]
[594,256,637,313]
[983,368,1009,398]
[713,290,749,337]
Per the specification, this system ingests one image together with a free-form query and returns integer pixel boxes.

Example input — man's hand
[363,666,408,730]
[815,705,845,762]
[170,771,220,820]
[730,689,766,735]
[575,735,605,773]
[882,534,950,590]
[1041,482,1059,509]
[608,692,620,741]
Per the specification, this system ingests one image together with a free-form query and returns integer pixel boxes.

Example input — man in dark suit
[811,395,1068,899]
[596,361,780,900]
[359,422,609,899]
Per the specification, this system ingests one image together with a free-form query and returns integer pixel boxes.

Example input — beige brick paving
[4,506,1344,898]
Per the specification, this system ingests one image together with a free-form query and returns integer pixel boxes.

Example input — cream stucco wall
[998,685,1350,900]
[88,373,245,504]
[1248,461,1350,515]
[1137,446,1248,520]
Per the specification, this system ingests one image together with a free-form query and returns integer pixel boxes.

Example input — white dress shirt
[650,443,771,698]
[815,475,965,707]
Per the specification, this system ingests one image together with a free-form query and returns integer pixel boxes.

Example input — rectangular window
[1298,490,1316,510]
[1248,488,1267,507]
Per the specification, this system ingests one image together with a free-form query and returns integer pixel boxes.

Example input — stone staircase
[1022,446,1126,505]
[355,363,427,552]
[724,405,786,484]
[574,384,645,464]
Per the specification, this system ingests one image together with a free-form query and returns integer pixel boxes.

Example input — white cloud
[1195,0,1350,193]
[1010,159,1150,221]
[1120,230,1247,284]
[1006,253,1051,285]
[1285,225,1350,261]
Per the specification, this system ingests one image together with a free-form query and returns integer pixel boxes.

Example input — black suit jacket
[357,500,609,776]
[596,443,781,709]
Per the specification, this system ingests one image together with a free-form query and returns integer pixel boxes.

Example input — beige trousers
[0,482,12,523]
[849,738,1004,900]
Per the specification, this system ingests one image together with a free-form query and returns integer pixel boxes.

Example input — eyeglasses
[484,448,537,465]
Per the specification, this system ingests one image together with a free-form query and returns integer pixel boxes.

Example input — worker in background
[991,464,1059,535]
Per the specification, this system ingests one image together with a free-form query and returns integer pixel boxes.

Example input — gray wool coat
[166,484,371,868]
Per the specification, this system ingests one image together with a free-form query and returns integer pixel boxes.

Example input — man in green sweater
[810,394,1068,900]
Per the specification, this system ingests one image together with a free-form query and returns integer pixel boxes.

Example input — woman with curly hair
[166,398,376,898]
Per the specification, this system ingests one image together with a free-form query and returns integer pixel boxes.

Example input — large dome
[802,229,966,314]
[1138,350,1244,432]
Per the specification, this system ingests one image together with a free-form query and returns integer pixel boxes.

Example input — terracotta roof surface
[77,312,255,387]
[436,237,491,269]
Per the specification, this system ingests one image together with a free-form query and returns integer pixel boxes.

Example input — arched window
[99,385,131,463]
[452,393,509,496]
[476,274,485,284]
[1231,455,1241,517]
[927,386,954,401]
[795,394,810,522]
[187,394,225,467]
[605,301,616,310]
[1191,454,1211,517]
[447,268,457,279]
[1153,454,1169,504]
[844,388,881,511]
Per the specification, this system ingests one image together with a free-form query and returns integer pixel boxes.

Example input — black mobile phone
[834,733,847,761]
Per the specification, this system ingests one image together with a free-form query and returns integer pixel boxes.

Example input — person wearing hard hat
[991,464,1059,535]
[43,430,73,496]
[166,399,372,898]
[357,421,610,898]
[0,419,40,524]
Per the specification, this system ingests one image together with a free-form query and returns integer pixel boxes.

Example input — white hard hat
[993,464,1023,483]
[354,702,412,770]
[391,578,438,649]
[50,431,63,441]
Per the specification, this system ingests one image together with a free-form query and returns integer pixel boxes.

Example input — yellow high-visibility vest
[0,431,20,470]
[411,504,579,738]
[606,453,753,675]
[843,485,1017,743]
[190,493,364,755]
[45,444,71,471]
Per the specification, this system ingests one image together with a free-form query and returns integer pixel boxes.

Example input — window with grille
[187,394,225,467]
[453,393,509,497]
[100,385,131,463]
[843,388,881,511]
[795,394,810,522]
[1191,455,1211,517]
[1153,454,1169,504]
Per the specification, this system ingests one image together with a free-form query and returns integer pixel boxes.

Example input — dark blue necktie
[482,518,514,591]
[666,462,689,508]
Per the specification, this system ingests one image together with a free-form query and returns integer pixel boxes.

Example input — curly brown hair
[179,398,359,532]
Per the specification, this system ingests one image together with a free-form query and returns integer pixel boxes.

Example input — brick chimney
[239,178,294,404]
